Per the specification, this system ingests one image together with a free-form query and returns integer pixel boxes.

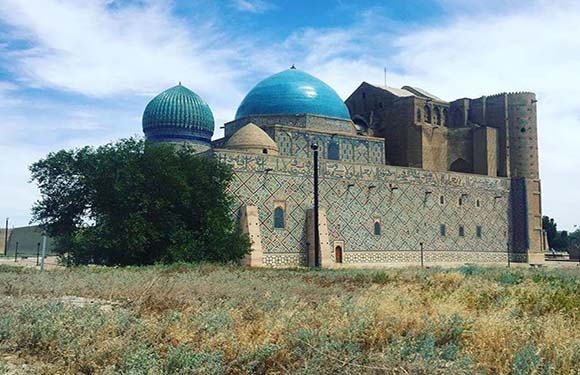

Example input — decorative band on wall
[343,250,509,264]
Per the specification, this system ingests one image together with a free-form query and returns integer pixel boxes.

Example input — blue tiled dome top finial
[142,84,215,142]
[235,68,350,120]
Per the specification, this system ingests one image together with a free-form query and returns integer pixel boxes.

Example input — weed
[0,265,577,374]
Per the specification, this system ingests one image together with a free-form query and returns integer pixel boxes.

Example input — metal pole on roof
[40,235,47,271]
[384,67,387,87]
[36,242,41,266]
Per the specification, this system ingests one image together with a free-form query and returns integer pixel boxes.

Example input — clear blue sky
[0,0,579,231]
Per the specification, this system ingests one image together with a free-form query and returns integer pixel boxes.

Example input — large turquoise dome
[235,68,350,120]
[142,84,214,144]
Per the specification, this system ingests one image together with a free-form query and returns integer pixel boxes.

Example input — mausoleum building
[142,67,544,267]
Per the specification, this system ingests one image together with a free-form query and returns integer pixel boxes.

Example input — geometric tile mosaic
[216,150,512,268]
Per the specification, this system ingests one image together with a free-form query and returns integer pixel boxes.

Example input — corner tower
[506,92,543,263]
[142,84,215,152]
[507,92,539,179]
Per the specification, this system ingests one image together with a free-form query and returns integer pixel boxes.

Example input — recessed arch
[424,105,432,123]
[352,115,369,132]
[434,107,442,125]
[449,158,472,173]
[335,245,343,263]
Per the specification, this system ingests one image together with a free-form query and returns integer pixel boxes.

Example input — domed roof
[225,123,279,155]
[142,84,215,142]
[235,68,350,120]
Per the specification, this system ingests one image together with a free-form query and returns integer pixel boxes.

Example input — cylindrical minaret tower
[507,92,543,264]
[142,84,215,152]
[507,92,539,179]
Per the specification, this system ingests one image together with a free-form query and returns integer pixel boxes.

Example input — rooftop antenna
[384,67,387,87]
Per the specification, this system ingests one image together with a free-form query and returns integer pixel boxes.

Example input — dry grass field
[0,264,579,374]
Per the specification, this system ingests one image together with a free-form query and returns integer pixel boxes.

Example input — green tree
[543,215,575,251]
[570,228,580,243]
[30,138,250,266]
[543,216,558,249]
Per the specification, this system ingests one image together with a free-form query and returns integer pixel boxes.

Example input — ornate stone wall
[264,125,385,165]
[215,149,512,268]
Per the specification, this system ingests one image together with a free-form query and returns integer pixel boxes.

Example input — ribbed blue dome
[142,84,214,143]
[235,68,350,120]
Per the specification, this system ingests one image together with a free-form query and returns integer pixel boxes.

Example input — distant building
[1,225,55,257]
[141,67,544,267]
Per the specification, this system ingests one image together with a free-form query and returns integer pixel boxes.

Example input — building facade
[142,67,544,267]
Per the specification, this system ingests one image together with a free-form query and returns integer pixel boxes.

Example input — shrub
[512,344,541,375]
[165,346,225,375]
[29,138,251,266]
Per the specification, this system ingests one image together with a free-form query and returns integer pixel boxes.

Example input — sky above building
[0,0,578,231]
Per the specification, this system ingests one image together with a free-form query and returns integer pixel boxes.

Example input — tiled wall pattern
[216,150,512,267]
[266,126,385,165]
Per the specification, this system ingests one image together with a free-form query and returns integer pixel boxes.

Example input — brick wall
[215,149,512,267]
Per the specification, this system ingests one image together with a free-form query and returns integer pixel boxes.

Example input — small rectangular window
[273,201,286,229]
[328,141,340,160]
[440,224,446,236]
[440,196,445,205]
[476,225,482,238]
[459,225,465,237]
[274,207,285,229]
[374,221,381,235]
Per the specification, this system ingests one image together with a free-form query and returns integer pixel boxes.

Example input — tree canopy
[30,138,250,266]
[543,215,573,251]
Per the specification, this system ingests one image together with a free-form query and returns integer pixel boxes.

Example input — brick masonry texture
[215,150,513,267]
[205,82,542,268]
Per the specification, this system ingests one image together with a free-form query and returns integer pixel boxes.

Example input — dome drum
[224,113,356,138]
[144,126,213,144]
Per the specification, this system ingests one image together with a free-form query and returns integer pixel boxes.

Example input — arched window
[424,105,432,123]
[335,246,343,263]
[435,107,442,125]
[442,108,448,126]
[274,207,285,229]
[328,141,339,160]
[374,221,381,235]
[459,225,465,237]
[416,108,422,123]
